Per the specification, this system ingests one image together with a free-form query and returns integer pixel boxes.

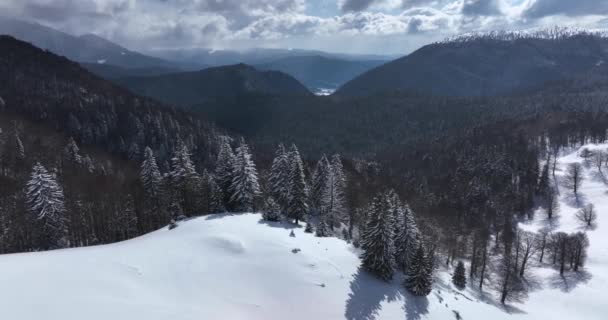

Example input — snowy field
[0,144,607,319]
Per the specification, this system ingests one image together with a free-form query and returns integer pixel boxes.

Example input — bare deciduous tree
[576,203,597,228]
[564,163,583,196]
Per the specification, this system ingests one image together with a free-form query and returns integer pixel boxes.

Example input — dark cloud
[402,0,450,9]
[462,0,501,16]
[340,0,377,12]
[523,0,608,18]
[11,0,132,22]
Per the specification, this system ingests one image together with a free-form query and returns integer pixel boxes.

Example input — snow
[314,88,335,96]
[97,59,106,64]
[1,144,607,319]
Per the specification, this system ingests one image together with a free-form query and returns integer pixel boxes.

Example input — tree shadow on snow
[402,292,429,320]
[257,219,302,230]
[561,192,587,209]
[548,270,592,293]
[433,269,526,316]
[589,170,608,185]
[204,212,248,220]
[344,268,398,320]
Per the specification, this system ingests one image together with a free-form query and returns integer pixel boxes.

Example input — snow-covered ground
[0,144,606,319]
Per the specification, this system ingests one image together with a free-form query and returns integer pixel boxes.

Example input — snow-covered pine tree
[360,192,395,281]
[452,260,466,289]
[268,144,290,210]
[316,216,330,237]
[286,144,308,224]
[230,139,261,212]
[262,197,281,221]
[203,170,224,213]
[405,245,433,296]
[140,146,163,197]
[322,154,347,230]
[304,221,314,233]
[215,136,236,209]
[169,144,200,216]
[25,163,68,249]
[395,203,420,272]
[12,122,24,161]
[118,194,138,240]
[311,155,331,214]
[63,137,82,166]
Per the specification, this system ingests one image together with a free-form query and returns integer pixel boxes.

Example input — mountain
[115,64,312,107]
[79,62,188,79]
[0,17,194,70]
[255,55,385,94]
[0,35,219,167]
[336,32,608,97]
[147,47,394,68]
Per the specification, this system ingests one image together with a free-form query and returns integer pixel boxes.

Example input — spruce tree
[360,193,395,281]
[316,216,330,237]
[452,261,466,289]
[395,203,420,272]
[63,137,82,166]
[140,146,162,197]
[286,144,308,224]
[25,163,67,249]
[311,155,331,214]
[169,144,200,216]
[262,197,281,221]
[229,139,261,212]
[215,136,236,209]
[268,144,290,209]
[405,245,433,296]
[319,154,347,230]
[203,170,224,213]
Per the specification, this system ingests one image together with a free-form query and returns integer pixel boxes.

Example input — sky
[1,0,607,55]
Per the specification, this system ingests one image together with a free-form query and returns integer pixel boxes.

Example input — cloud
[523,0,608,18]
[462,0,501,16]
[340,0,378,12]
[15,0,134,22]
[2,0,608,54]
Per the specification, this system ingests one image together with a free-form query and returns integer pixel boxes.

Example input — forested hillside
[337,30,608,97]
[0,35,224,252]
[116,64,312,107]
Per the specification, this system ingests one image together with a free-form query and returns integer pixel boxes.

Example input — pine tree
[324,154,347,230]
[452,261,466,289]
[316,216,330,237]
[311,155,331,214]
[215,136,236,209]
[395,203,420,272]
[360,193,395,281]
[286,144,308,224]
[169,144,200,216]
[229,139,261,212]
[262,197,282,221]
[304,221,314,233]
[118,194,138,240]
[203,170,224,213]
[63,137,82,166]
[140,146,162,197]
[405,245,433,296]
[268,144,290,209]
[25,163,67,249]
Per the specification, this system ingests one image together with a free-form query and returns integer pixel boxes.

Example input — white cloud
[2,0,607,54]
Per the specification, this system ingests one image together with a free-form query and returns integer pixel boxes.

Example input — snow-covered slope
[0,144,607,319]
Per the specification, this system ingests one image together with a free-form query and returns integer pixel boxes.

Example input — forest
[0,32,607,304]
